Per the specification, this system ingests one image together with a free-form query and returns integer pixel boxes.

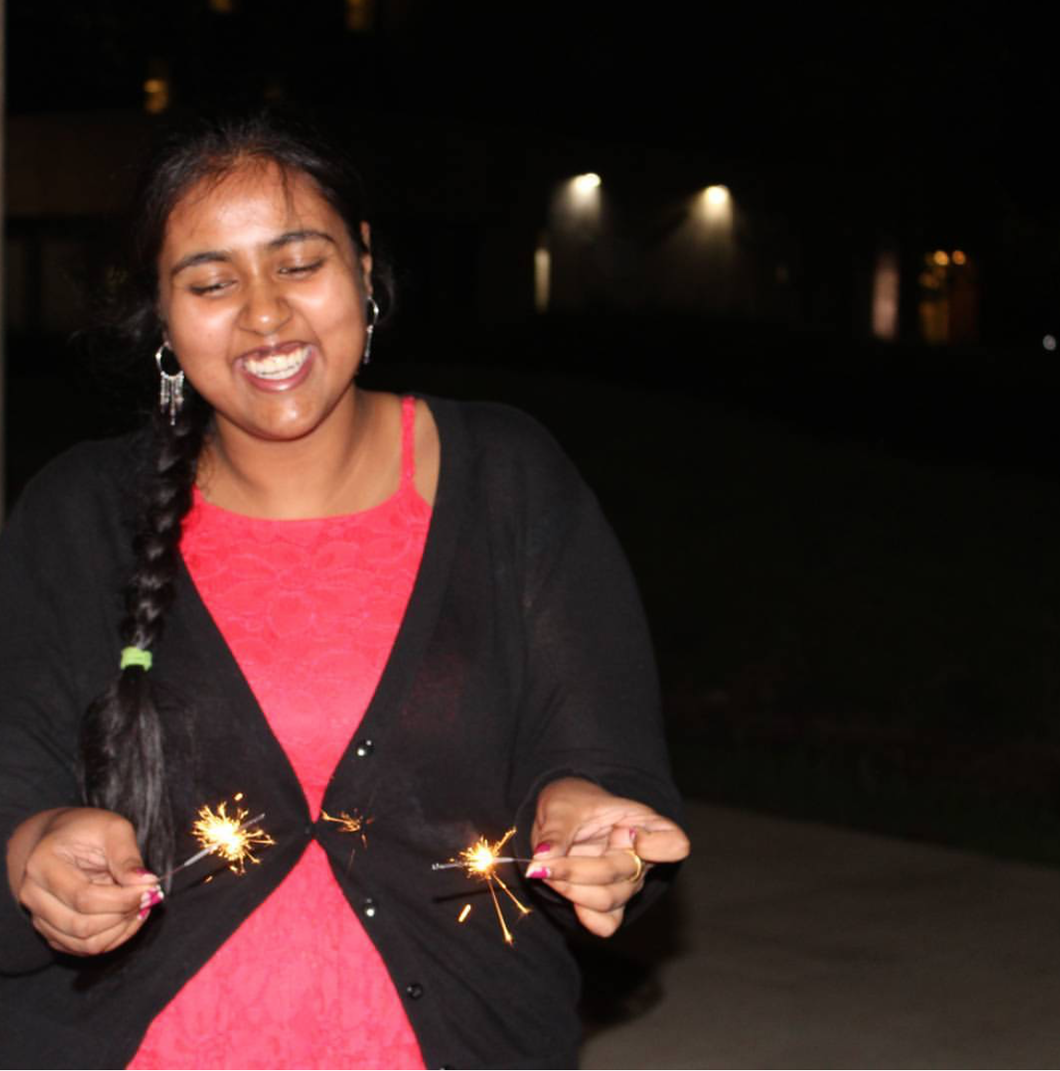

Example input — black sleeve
[484,411,682,924]
[0,446,128,975]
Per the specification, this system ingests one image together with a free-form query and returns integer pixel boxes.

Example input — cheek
[166,301,234,363]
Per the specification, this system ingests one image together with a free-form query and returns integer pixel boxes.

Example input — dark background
[6,1,1060,865]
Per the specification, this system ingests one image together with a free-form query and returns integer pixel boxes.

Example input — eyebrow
[169,229,337,278]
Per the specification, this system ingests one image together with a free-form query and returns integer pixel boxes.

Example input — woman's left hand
[527,777,690,937]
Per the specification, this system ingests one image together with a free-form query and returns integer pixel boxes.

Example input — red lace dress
[130,397,430,1070]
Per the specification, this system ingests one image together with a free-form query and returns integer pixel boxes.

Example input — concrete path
[580,802,1060,1068]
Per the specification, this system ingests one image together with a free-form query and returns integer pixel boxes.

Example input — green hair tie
[120,646,153,672]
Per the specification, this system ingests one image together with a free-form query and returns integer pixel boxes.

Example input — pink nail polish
[533,842,552,856]
[147,888,165,908]
[527,865,551,880]
[138,907,151,922]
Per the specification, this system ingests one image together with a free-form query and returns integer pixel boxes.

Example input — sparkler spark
[457,903,472,923]
[434,828,531,946]
[322,808,373,871]
[187,797,274,875]
[321,809,372,846]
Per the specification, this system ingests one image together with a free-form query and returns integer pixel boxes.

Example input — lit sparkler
[433,828,531,946]
[164,794,274,880]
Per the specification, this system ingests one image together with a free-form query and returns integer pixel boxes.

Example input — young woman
[0,112,689,1069]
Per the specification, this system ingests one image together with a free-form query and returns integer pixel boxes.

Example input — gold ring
[624,848,645,884]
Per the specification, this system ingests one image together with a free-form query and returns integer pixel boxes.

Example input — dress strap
[400,395,417,486]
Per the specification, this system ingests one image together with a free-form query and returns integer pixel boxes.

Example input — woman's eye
[189,280,232,296]
[280,259,324,277]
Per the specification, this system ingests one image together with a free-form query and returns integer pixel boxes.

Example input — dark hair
[114,107,390,354]
[80,109,387,875]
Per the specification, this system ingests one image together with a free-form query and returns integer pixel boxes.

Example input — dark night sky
[7,2,1057,217]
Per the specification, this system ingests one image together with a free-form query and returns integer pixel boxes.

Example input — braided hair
[78,109,386,874]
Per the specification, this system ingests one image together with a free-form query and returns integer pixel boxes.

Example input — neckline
[188,396,424,525]
[189,479,428,527]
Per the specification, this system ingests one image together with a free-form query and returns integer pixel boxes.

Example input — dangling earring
[362,295,380,366]
[155,343,185,426]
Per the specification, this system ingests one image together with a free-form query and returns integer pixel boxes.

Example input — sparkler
[433,828,531,946]
[164,794,274,880]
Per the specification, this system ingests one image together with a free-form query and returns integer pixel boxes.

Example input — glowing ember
[321,809,372,846]
[435,828,531,946]
[191,799,274,875]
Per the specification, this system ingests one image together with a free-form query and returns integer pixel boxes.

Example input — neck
[199,388,382,519]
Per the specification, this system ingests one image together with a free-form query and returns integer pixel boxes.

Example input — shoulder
[4,432,146,550]
[423,395,583,492]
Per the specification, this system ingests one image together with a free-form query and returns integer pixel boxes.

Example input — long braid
[79,391,209,876]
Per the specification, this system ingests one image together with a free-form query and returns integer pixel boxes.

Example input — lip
[237,341,315,392]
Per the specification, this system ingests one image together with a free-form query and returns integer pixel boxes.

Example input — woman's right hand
[6,807,162,956]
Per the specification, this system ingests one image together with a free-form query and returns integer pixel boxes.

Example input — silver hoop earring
[154,344,185,426]
[362,295,380,366]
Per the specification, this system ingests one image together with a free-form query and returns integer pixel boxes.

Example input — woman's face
[156,159,372,448]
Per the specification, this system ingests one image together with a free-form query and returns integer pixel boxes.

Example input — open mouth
[242,345,311,381]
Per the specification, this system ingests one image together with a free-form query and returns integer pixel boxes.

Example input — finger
[23,873,157,932]
[574,902,626,938]
[33,907,147,957]
[527,847,643,887]
[100,819,157,887]
[22,860,154,917]
[630,825,691,865]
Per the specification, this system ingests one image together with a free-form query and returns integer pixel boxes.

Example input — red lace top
[130,397,430,1071]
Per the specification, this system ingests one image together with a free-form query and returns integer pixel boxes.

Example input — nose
[240,276,292,335]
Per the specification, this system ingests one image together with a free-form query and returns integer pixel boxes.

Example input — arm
[495,411,689,932]
[0,447,142,970]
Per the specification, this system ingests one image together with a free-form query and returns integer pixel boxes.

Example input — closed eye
[189,280,234,296]
[279,259,324,277]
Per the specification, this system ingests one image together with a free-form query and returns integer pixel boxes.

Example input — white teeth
[244,346,309,379]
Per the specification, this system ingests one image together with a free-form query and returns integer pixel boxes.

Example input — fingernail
[533,842,552,856]
[138,906,151,922]
[133,867,160,881]
[139,887,164,911]
[526,865,551,880]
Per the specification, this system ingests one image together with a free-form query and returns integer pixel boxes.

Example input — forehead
[162,159,345,252]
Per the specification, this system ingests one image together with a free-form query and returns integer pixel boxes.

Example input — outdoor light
[571,172,602,195]
[933,250,950,266]
[695,184,734,231]
[1043,335,1056,352]
[952,250,967,265]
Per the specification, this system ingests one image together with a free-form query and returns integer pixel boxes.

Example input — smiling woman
[153,153,399,520]
[0,110,688,1070]
[159,164,372,456]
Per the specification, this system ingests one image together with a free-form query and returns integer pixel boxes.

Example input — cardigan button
[355,738,375,758]
[405,982,424,1000]
[362,897,377,919]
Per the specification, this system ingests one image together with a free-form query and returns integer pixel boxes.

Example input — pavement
[579,801,1060,1069]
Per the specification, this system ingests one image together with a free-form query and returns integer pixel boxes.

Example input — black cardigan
[0,397,680,1070]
